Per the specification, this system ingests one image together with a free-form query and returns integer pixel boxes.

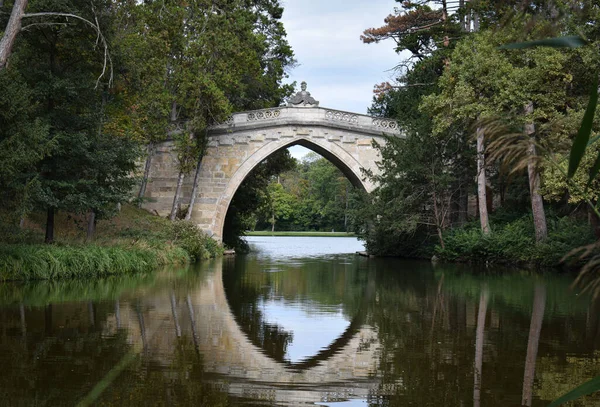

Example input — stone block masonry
[142,104,402,241]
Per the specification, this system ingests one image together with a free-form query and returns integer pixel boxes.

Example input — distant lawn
[245,231,356,237]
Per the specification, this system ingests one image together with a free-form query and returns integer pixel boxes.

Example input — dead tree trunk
[477,126,491,235]
[525,102,547,242]
[0,0,28,70]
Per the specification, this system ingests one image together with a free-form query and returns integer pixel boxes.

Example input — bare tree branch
[21,22,68,31]
[22,11,113,87]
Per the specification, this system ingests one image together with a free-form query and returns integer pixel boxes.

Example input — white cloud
[281,0,401,114]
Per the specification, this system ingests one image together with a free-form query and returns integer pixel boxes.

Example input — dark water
[0,237,599,406]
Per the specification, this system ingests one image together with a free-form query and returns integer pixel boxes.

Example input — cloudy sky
[279,0,401,159]
[281,0,400,114]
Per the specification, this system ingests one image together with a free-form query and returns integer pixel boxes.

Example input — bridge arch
[141,104,401,241]
[215,135,371,241]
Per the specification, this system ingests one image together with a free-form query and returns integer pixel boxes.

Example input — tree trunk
[473,287,489,407]
[344,183,349,231]
[0,0,28,70]
[525,102,548,242]
[185,153,204,221]
[169,170,185,221]
[458,183,468,225]
[271,209,275,233]
[522,284,546,407]
[589,206,600,240]
[44,206,55,244]
[477,127,491,235]
[86,209,96,241]
[432,189,446,249]
[137,142,155,205]
[441,0,448,21]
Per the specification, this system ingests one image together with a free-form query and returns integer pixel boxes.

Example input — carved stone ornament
[287,81,319,107]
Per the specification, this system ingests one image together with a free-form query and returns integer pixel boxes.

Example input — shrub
[436,215,595,268]
[169,221,223,261]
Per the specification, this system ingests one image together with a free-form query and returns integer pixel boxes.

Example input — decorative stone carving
[287,81,319,107]
[372,118,399,130]
[326,110,359,124]
[247,109,281,121]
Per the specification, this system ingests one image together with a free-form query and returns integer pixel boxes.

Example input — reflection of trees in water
[361,260,600,406]
[0,302,132,406]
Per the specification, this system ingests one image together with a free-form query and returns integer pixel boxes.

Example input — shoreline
[245,231,356,237]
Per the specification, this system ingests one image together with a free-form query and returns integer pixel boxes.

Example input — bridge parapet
[212,106,402,137]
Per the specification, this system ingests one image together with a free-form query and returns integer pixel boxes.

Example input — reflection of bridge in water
[107,259,383,405]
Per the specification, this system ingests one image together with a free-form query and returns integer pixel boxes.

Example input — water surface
[0,236,598,406]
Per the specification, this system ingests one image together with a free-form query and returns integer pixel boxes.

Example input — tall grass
[0,204,222,281]
[0,243,189,281]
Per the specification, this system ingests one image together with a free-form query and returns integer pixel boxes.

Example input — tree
[1,0,138,243]
[0,0,28,70]
[110,0,295,218]
[223,149,295,250]
[0,68,50,229]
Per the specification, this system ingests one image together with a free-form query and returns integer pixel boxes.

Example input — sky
[279,0,402,160]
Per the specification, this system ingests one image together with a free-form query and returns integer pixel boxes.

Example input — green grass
[0,243,189,281]
[0,204,222,281]
[245,231,356,237]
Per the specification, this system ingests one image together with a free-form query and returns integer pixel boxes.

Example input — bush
[436,215,595,267]
[363,224,436,258]
[169,221,223,261]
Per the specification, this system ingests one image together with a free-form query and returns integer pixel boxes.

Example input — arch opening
[221,137,369,247]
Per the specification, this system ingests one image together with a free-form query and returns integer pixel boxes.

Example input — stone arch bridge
[143,87,402,240]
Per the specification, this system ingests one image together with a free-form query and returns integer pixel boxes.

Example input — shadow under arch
[222,259,376,372]
[217,135,372,241]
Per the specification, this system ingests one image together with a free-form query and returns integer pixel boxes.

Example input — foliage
[358,0,600,263]
[223,149,295,251]
[233,151,359,234]
[437,215,595,267]
[0,204,222,279]
[170,220,223,261]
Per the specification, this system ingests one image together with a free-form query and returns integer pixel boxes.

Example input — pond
[0,236,598,406]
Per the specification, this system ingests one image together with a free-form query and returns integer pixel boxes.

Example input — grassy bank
[246,231,356,237]
[0,205,222,281]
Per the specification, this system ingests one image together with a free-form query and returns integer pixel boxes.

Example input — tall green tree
[110,0,295,218]
[1,0,140,243]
